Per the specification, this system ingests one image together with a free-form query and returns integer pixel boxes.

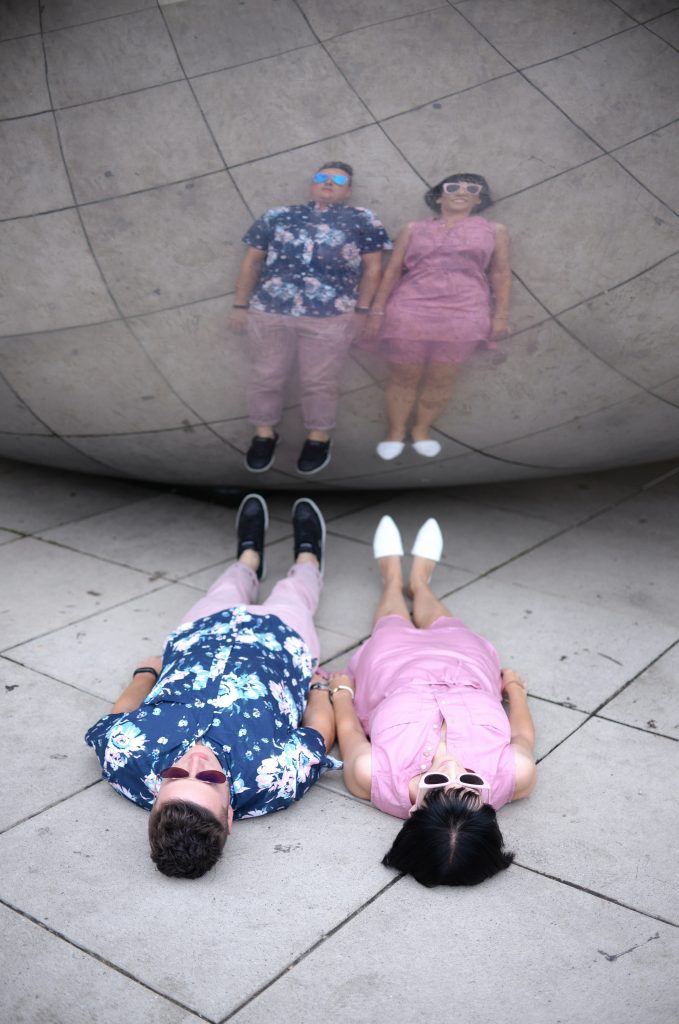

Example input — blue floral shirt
[85,607,338,817]
[243,202,392,317]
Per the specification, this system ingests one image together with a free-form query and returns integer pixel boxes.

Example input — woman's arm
[329,673,372,800]
[110,656,163,713]
[501,669,537,800]
[488,224,511,341]
[229,246,267,333]
[363,225,412,335]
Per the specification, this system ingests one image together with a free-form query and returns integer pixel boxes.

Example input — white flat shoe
[373,515,404,558]
[412,439,441,458]
[376,440,405,461]
[411,518,444,562]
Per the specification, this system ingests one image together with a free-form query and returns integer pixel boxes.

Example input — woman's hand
[229,308,249,334]
[328,672,355,698]
[489,315,510,344]
[501,668,528,696]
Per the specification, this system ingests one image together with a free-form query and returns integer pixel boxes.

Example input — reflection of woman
[330,515,536,887]
[229,162,391,476]
[366,174,511,460]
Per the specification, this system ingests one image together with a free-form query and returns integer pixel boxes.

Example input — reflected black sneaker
[292,498,326,575]
[245,432,278,472]
[236,493,268,579]
[296,438,331,475]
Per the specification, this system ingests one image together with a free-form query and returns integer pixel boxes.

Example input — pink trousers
[179,561,323,664]
[246,310,355,431]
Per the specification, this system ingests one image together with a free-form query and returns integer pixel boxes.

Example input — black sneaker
[292,498,326,575]
[296,438,331,475]
[236,493,268,579]
[245,432,278,473]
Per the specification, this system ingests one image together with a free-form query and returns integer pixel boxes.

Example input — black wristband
[354,306,370,314]
[232,303,249,309]
[133,666,159,681]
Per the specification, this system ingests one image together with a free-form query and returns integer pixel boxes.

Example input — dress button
[420,763,427,770]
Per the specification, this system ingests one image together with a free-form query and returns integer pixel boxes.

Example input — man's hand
[229,308,249,334]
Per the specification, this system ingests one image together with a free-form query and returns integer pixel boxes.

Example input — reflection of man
[230,162,391,475]
[85,495,336,879]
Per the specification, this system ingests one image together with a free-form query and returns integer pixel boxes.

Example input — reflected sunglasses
[313,172,350,186]
[411,769,491,812]
[442,181,483,195]
[158,767,227,784]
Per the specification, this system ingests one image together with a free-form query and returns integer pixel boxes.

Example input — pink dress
[346,615,516,819]
[381,216,497,363]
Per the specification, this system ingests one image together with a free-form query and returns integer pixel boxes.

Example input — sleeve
[242,210,275,250]
[84,712,155,810]
[242,727,340,818]
[356,208,393,255]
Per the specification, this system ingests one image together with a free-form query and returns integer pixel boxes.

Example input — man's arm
[229,246,267,333]
[330,673,372,800]
[502,668,537,800]
[110,656,163,714]
[301,677,336,752]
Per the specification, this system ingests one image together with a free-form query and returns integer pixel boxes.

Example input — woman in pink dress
[329,514,536,887]
[365,173,511,460]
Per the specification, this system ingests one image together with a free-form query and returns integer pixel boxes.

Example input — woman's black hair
[318,160,354,182]
[382,788,514,887]
[425,173,492,214]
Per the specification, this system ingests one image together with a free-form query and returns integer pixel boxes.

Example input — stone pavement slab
[601,642,679,739]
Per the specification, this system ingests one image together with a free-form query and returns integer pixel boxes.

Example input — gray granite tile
[0,375,50,433]
[432,319,638,450]
[601,642,679,738]
[529,698,588,759]
[229,868,679,1024]
[489,391,679,473]
[0,0,40,40]
[9,582,203,702]
[647,9,679,46]
[38,492,289,579]
[560,254,679,388]
[0,35,50,118]
[297,0,434,39]
[456,0,635,67]
[0,658,107,830]
[231,125,425,242]
[0,434,117,475]
[81,173,251,316]
[45,9,182,107]
[491,498,679,623]
[383,74,601,198]
[0,321,201,434]
[654,375,679,404]
[505,717,679,921]
[0,211,118,337]
[0,785,398,1021]
[193,45,370,166]
[0,537,161,651]
[525,28,679,150]
[326,7,511,120]
[614,121,679,214]
[329,447,551,490]
[493,157,679,314]
[614,0,678,19]
[57,82,223,203]
[42,0,157,32]
[0,113,72,219]
[129,295,244,422]
[164,0,315,77]
[446,576,677,712]
[0,905,202,1024]
[0,461,156,533]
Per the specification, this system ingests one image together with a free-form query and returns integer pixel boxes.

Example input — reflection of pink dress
[381,216,497,363]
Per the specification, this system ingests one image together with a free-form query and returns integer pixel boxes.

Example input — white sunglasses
[410,769,491,814]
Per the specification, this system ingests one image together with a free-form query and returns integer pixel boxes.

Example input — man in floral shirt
[230,161,392,475]
[85,496,336,879]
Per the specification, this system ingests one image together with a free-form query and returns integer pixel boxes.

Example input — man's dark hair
[425,172,492,213]
[148,800,228,879]
[382,788,514,887]
[318,160,354,181]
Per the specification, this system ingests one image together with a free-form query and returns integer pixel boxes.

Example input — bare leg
[373,555,410,625]
[411,362,458,442]
[384,363,425,441]
[409,556,453,629]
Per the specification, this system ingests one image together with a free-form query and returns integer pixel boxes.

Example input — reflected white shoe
[373,515,404,558]
[412,439,441,457]
[411,518,444,562]
[376,440,405,461]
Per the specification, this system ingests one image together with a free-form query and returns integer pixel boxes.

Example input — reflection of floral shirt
[85,608,337,817]
[243,202,391,317]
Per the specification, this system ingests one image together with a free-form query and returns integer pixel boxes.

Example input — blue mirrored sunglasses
[313,172,349,186]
